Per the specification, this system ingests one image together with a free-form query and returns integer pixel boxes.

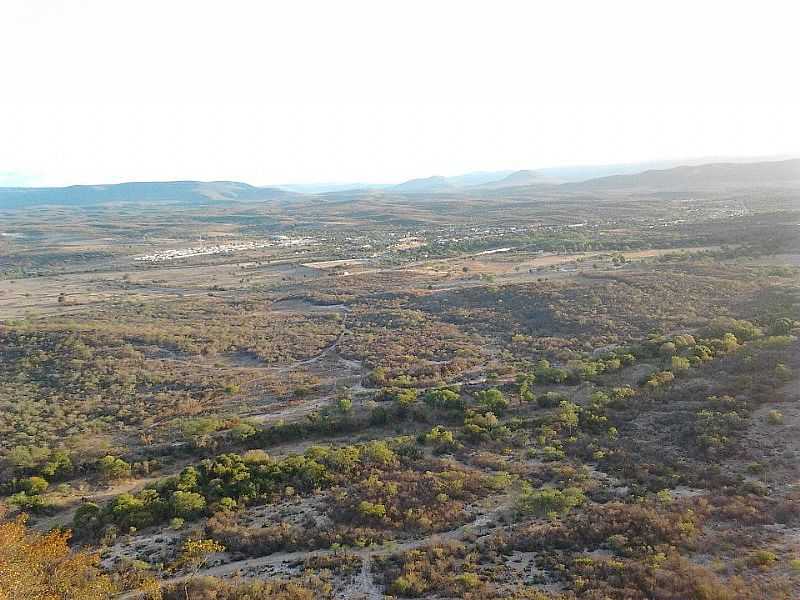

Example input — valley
[1,162,799,599]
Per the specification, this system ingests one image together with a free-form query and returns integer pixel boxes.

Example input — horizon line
[1,153,797,190]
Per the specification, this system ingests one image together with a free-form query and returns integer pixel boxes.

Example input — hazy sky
[1,1,798,187]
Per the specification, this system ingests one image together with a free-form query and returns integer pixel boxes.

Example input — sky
[1,0,798,187]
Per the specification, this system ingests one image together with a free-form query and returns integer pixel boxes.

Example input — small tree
[171,491,206,518]
[424,426,457,452]
[229,421,256,441]
[21,476,49,495]
[173,538,225,599]
[0,516,115,599]
[767,410,784,425]
[557,401,579,434]
[516,374,535,404]
[475,388,508,413]
[97,455,131,481]
[335,394,353,414]
[515,484,585,518]
[671,356,690,373]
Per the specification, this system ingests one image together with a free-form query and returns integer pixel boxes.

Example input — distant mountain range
[1,158,797,208]
[387,170,557,193]
[472,170,557,189]
[561,158,800,192]
[0,181,296,208]
[390,175,455,193]
[380,158,784,194]
[383,159,800,194]
[278,171,516,194]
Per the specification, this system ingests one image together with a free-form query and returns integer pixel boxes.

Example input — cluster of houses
[134,236,313,263]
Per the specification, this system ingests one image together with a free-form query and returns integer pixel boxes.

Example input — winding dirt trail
[116,493,513,599]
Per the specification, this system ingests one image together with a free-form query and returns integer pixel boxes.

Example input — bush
[766,410,784,425]
[357,501,387,520]
[423,388,464,411]
[391,573,428,597]
[516,485,585,518]
[229,422,257,440]
[775,363,793,381]
[0,517,115,598]
[671,356,690,373]
[707,317,762,341]
[747,549,778,568]
[423,426,457,452]
[646,371,675,389]
[20,476,49,495]
[768,317,793,336]
[171,491,207,518]
[8,492,50,512]
[537,392,567,408]
[474,388,508,413]
[97,456,131,481]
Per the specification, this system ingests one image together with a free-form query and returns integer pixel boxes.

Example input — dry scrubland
[1,188,799,599]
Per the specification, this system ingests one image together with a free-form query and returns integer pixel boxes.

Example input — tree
[40,450,73,478]
[181,418,223,448]
[659,342,677,356]
[172,538,225,599]
[775,363,793,382]
[360,440,397,466]
[21,476,49,495]
[424,426,457,452]
[0,514,115,599]
[463,411,508,443]
[537,392,566,408]
[335,395,353,414]
[217,497,237,512]
[357,500,387,520]
[646,371,675,389]
[229,421,257,441]
[475,388,508,413]
[515,485,585,518]
[767,410,784,425]
[171,491,207,518]
[73,503,102,538]
[97,455,131,481]
[769,317,793,336]
[721,333,739,352]
[535,361,569,384]
[708,317,762,340]
[424,388,464,411]
[557,401,579,434]
[516,374,535,404]
[176,466,200,491]
[7,445,51,471]
[8,492,49,512]
[671,356,690,373]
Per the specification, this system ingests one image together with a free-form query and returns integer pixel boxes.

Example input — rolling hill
[389,175,455,193]
[562,159,800,192]
[473,169,557,189]
[3,159,797,209]
[0,181,297,208]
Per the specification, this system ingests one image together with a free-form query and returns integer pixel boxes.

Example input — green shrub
[766,410,784,425]
[516,485,585,518]
[747,549,778,568]
[97,455,131,481]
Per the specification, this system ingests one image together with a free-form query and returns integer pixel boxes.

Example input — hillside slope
[0,181,297,208]
[562,159,800,192]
